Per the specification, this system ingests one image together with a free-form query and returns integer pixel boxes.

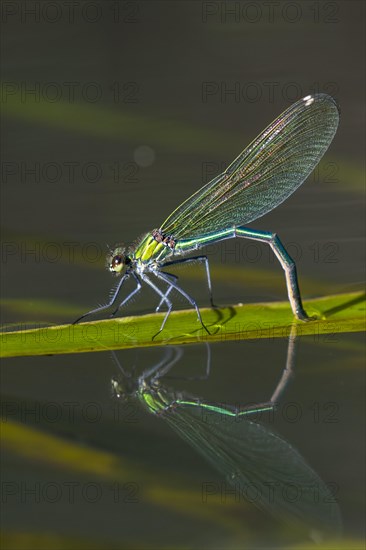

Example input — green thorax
[132,232,173,264]
[139,386,173,414]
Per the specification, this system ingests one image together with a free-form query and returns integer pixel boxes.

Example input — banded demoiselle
[75,94,339,333]
[111,342,342,532]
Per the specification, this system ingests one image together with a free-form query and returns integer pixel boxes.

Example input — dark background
[1,1,365,549]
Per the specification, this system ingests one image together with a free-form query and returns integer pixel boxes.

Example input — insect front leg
[109,272,142,317]
[73,272,131,324]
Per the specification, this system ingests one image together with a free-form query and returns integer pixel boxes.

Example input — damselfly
[75,94,339,334]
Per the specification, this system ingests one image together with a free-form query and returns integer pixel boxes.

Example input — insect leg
[73,272,131,324]
[142,274,173,338]
[155,273,178,313]
[155,270,210,335]
[162,255,215,306]
[109,271,142,317]
[140,343,211,384]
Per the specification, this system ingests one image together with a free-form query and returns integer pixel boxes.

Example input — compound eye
[112,255,123,267]
[111,255,124,272]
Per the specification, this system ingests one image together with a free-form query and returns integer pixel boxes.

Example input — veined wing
[162,403,342,533]
[161,94,339,240]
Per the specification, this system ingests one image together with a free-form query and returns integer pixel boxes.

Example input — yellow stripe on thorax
[134,234,167,263]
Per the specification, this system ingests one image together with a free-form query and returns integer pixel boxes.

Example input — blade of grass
[0,292,364,358]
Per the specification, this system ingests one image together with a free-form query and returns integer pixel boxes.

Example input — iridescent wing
[162,403,342,533]
[161,94,339,240]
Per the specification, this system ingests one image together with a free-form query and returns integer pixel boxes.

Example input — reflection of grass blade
[3,90,363,191]
[1,298,80,318]
[0,291,364,357]
[0,419,251,536]
[1,530,154,550]
[161,403,341,533]
[2,531,363,550]
[2,91,235,155]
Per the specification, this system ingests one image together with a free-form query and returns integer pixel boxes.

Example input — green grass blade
[1,291,364,358]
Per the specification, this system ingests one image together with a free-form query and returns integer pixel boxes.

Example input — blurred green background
[1,1,365,548]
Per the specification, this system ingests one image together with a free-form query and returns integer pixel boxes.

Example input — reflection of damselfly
[75,94,339,335]
[111,334,342,533]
